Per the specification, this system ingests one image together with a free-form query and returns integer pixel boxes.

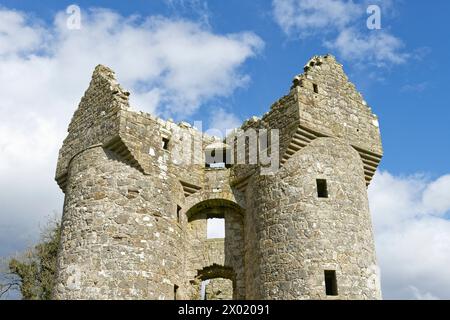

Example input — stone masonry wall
[245,138,381,299]
[54,146,185,299]
[294,55,382,155]
[205,278,233,300]
[55,54,383,300]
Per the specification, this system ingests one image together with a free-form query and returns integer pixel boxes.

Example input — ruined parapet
[55,65,215,192]
[289,54,382,185]
[230,54,382,192]
[55,65,130,190]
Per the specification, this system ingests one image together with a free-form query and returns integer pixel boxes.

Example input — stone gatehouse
[54,54,383,300]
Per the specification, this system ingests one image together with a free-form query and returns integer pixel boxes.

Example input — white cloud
[409,286,439,300]
[272,0,361,37]
[50,9,263,117]
[325,27,408,67]
[207,108,242,138]
[0,9,46,56]
[400,82,429,93]
[369,171,450,299]
[164,0,211,26]
[272,0,408,67]
[0,7,262,257]
[422,175,450,215]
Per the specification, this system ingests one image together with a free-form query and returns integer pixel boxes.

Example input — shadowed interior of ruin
[186,199,244,299]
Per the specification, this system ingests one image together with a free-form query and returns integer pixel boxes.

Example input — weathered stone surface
[54,54,383,300]
[205,278,233,300]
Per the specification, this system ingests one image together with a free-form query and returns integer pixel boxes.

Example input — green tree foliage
[7,219,61,300]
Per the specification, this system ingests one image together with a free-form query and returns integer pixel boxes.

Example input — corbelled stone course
[54,54,383,300]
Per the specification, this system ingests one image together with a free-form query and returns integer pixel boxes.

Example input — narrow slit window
[200,280,210,300]
[162,137,170,150]
[324,270,338,296]
[176,205,182,223]
[313,83,319,93]
[174,284,179,300]
[317,179,328,198]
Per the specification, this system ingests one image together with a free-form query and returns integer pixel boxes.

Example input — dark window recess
[313,83,319,94]
[177,205,182,223]
[162,137,170,150]
[317,179,328,198]
[205,148,232,168]
[324,270,338,296]
[174,285,179,300]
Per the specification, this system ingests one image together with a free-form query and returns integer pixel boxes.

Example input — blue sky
[2,0,448,175]
[0,0,449,299]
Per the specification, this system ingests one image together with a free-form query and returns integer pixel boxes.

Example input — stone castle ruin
[54,54,383,299]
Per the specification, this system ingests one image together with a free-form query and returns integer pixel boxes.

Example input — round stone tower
[236,55,383,299]
[53,66,187,299]
[246,137,381,299]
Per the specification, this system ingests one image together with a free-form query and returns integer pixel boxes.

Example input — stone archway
[184,199,245,300]
[197,264,235,300]
[183,191,245,219]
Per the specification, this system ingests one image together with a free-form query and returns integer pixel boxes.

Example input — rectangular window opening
[174,284,179,300]
[162,137,170,150]
[317,179,328,198]
[200,280,210,300]
[176,205,182,223]
[313,83,319,94]
[324,270,338,296]
[206,217,225,239]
